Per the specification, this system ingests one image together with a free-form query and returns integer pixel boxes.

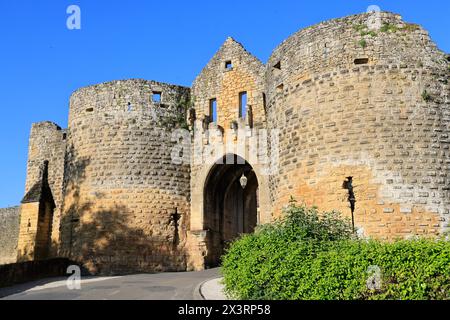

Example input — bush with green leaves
[221,203,450,300]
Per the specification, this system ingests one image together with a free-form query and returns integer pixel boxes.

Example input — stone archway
[202,154,258,267]
[188,152,272,270]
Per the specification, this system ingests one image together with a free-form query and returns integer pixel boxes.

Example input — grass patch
[381,23,420,33]
[422,90,432,102]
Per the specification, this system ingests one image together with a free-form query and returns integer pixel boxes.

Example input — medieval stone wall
[192,37,267,131]
[60,79,191,274]
[265,12,450,239]
[11,11,450,273]
[0,207,20,265]
[21,122,66,255]
[188,37,273,269]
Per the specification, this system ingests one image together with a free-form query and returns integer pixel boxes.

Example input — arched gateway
[203,154,259,267]
[10,12,449,275]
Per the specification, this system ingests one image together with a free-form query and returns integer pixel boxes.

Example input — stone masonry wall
[0,207,20,265]
[192,37,267,131]
[188,37,272,269]
[265,12,450,239]
[21,122,66,255]
[10,11,450,273]
[61,79,191,274]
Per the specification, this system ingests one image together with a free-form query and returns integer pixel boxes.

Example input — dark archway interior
[203,154,258,267]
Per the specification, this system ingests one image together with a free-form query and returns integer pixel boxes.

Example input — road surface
[0,268,219,300]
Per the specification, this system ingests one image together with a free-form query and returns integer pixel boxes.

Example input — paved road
[0,268,219,300]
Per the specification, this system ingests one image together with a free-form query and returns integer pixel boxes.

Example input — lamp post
[344,177,356,233]
[170,208,181,248]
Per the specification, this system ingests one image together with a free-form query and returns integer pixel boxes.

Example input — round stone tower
[265,12,450,239]
[60,79,191,274]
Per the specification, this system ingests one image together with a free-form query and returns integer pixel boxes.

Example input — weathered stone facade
[17,122,66,261]
[0,207,20,265]
[60,80,191,274]
[265,12,450,239]
[2,12,449,273]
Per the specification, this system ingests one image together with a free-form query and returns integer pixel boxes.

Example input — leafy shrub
[358,39,368,48]
[265,200,354,242]
[221,203,450,300]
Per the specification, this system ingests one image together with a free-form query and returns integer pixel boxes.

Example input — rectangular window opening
[152,92,162,103]
[225,60,233,70]
[276,84,284,94]
[262,93,267,115]
[239,92,247,119]
[354,58,369,65]
[209,98,217,123]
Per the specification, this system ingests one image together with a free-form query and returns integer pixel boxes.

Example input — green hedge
[221,203,450,300]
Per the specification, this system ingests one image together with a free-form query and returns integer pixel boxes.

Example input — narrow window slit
[239,92,247,119]
[354,58,369,65]
[209,98,217,123]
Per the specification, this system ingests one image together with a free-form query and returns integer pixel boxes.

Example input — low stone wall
[0,206,20,265]
[0,258,79,288]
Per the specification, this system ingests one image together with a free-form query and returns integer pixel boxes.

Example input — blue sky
[0,0,449,208]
